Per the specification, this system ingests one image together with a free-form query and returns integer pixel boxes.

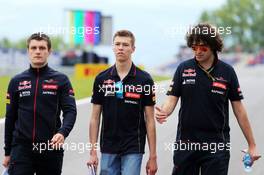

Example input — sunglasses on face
[191,45,209,52]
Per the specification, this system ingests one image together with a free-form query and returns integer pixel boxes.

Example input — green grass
[0,75,169,118]
[69,76,95,99]
[152,75,170,82]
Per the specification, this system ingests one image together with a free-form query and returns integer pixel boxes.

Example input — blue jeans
[100,153,143,175]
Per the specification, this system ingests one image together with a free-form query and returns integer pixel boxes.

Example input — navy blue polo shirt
[91,63,155,154]
[167,58,243,143]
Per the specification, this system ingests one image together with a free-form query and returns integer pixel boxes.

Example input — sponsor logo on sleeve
[168,81,174,92]
[237,87,243,96]
[6,93,10,104]
[69,89,75,97]
[152,95,156,103]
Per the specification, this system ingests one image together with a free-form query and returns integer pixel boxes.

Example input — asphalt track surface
[1,65,264,174]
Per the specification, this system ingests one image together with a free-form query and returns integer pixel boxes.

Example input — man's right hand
[87,151,98,169]
[2,156,10,168]
[155,106,169,124]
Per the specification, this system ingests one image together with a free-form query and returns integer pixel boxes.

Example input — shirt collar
[110,62,137,78]
[29,63,49,74]
[194,55,218,71]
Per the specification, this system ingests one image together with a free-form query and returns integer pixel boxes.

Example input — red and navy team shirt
[91,63,156,154]
[167,58,243,143]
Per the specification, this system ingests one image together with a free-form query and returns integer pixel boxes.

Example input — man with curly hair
[155,23,260,175]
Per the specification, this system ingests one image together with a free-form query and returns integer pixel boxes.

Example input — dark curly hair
[186,23,223,52]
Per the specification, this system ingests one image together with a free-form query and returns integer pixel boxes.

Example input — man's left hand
[146,156,158,175]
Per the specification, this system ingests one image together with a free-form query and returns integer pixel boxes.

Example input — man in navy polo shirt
[155,23,260,175]
[87,30,158,175]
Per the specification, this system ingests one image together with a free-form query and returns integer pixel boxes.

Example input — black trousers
[8,144,64,175]
[172,150,230,175]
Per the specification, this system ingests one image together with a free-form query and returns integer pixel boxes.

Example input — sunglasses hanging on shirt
[197,63,216,82]
[115,81,123,99]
